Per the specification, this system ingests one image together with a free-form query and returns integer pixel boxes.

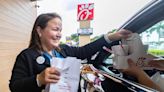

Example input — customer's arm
[121,59,162,91]
[148,59,164,70]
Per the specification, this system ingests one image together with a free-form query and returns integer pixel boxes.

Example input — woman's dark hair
[28,13,62,51]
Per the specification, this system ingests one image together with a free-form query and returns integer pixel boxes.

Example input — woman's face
[38,17,62,50]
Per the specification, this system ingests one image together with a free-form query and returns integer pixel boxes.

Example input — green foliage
[70,33,79,42]
[111,29,117,33]
[145,20,164,41]
[148,49,164,56]
[91,35,101,42]
[60,41,65,44]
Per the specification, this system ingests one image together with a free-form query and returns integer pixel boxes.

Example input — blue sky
[37,0,150,42]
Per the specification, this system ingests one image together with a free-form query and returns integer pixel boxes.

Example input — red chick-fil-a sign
[77,3,94,21]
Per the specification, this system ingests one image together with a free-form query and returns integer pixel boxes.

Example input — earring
[39,34,41,37]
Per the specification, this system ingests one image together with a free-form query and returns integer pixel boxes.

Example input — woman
[9,13,131,92]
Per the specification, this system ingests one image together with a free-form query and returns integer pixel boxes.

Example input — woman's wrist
[104,34,112,44]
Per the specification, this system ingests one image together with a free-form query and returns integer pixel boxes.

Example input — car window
[140,20,164,57]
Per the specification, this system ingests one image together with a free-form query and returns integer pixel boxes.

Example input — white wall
[0,0,37,91]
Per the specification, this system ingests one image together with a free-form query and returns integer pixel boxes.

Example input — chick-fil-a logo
[77,3,94,21]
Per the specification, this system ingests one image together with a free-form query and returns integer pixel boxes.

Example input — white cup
[111,45,129,56]
[113,56,129,69]
[158,77,164,91]
[151,72,164,91]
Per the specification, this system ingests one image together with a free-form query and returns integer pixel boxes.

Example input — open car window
[140,20,164,57]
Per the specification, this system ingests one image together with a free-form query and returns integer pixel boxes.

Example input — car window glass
[140,20,164,57]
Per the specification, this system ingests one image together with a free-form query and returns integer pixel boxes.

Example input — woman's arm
[62,29,132,60]
[9,52,42,92]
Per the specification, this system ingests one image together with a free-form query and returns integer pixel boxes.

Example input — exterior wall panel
[0,0,37,92]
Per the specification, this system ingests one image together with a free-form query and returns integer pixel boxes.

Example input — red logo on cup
[136,57,146,67]
[77,3,94,21]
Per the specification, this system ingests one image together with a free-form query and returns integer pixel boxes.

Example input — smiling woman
[9,12,131,92]
[36,17,62,51]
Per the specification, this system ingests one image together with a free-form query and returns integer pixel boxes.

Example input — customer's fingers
[127,59,136,66]
[120,59,136,72]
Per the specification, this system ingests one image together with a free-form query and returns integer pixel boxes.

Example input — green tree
[70,33,79,42]
[91,35,101,42]
[148,20,164,41]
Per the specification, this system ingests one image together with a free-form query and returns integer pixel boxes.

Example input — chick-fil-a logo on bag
[77,3,94,21]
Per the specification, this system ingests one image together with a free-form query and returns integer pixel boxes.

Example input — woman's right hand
[37,67,60,86]
[107,29,132,41]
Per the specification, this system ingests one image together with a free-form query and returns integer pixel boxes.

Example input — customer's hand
[120,59,147,79]
[148,59,164,70]
[37,67,60,86]
[108,29,132,41]
[121,59,162,91]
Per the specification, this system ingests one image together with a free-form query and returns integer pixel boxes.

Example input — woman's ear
[36,26,42,37]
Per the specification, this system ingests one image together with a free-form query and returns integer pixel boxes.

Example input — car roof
[119,0,164,34]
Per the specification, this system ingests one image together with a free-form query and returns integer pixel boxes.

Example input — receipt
[46,57,81,92]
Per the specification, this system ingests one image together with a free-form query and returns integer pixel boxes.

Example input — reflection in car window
[140,20,164,56]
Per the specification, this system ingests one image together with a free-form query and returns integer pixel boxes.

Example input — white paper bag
[111,45,129,56]
[113,56,129,69]
[113,33,150,69]
[122,33,146,59]
[46,57,81,92]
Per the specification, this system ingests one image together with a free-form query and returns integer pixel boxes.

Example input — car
[119,0,164,34]
[99,0,164,92]
[119,0,164,57]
